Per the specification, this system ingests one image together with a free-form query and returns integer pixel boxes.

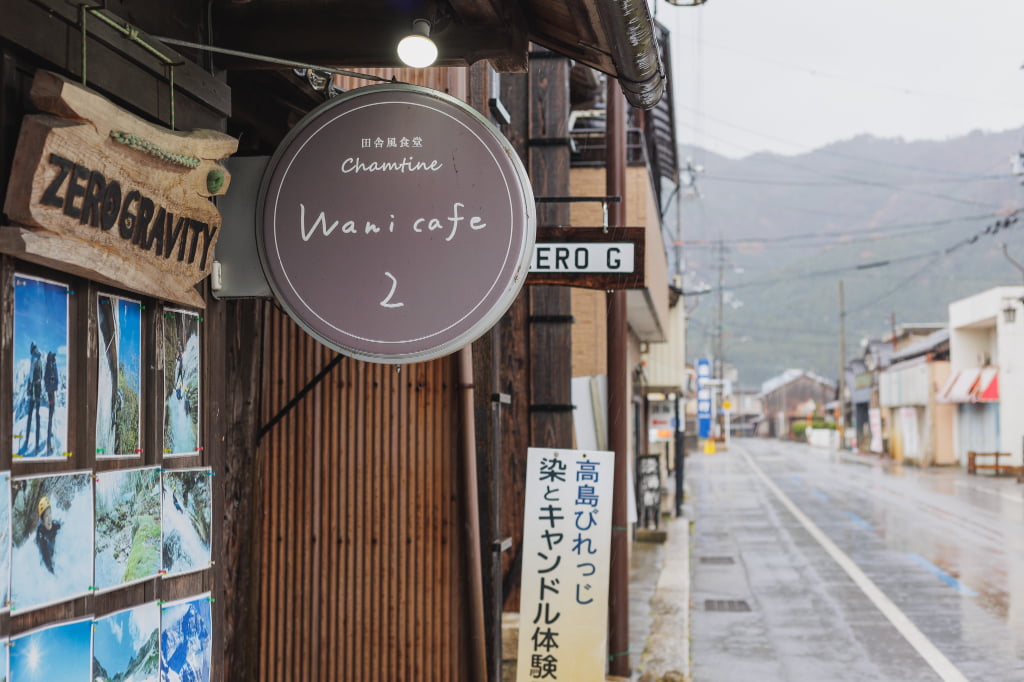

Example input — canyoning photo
[9,471,93,612]
[160,468,211,577]
[162,309,200,457]
[94,467,161,592]
[96,294,142,458]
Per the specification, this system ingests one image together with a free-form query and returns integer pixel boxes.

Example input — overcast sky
[656,0,1024,158]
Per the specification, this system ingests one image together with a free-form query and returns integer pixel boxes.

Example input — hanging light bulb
[397,19,438,68]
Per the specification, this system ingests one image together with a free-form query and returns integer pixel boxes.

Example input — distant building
[879,327,954,465]
[760,369,836,438]
[941,287,1024,467]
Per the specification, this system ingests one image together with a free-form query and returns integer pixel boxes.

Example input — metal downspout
[606,76,631,678]
[459,347,489,682]
[601,0,666,110]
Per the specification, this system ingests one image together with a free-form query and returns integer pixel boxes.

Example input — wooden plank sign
[526,226,645,289]
[2,71,238,308]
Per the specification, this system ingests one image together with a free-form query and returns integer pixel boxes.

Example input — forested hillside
[680,127,1024,388]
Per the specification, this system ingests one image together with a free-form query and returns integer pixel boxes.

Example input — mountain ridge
[680,126,1024,388]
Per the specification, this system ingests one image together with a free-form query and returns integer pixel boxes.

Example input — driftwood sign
[2,71,238,308]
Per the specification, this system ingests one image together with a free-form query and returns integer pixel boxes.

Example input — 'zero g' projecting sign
[258,84,535,363]
[526,227,645,289]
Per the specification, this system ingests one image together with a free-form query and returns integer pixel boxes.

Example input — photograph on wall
[161,469,211,577]
[162,309,200,456]
[10,471,93,612]
[94,602,160,682]
[11,274,69,460]
[95,467,161,592]
[0,472,10,613]
[97,294,142,458]
[10,617,92,682]
[160,593,212,682]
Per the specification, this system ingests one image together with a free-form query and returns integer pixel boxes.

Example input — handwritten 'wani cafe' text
[39,153,219,269]
[299,201,487,244]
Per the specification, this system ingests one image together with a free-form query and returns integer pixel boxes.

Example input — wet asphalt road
[689,438,1024,682]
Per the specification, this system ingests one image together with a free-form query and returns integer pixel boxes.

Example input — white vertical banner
[516,448,615,681]
[869,408,883,453]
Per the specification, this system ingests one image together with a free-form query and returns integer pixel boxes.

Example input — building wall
[255,67,475,682]
[930,361,956,466]
[761,377,835,417]
[571,289,608,378]
[256,306,466,682]
[643,298,686,391]
[997,294,1024,462]
[569,167,669,341]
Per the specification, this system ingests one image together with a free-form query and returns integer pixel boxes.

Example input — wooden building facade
[0,1,673,680]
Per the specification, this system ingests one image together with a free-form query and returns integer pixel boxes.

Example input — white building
[943,286,1024,466]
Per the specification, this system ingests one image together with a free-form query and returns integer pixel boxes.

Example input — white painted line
[954,480,1023,505]
[742,450,971,682]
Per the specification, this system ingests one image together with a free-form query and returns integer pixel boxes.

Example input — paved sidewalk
[633,516,691,682]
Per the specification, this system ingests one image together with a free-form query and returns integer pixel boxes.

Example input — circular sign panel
[258,84,535,363]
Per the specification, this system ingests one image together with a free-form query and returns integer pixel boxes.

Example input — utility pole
[714,240,725,439]
[838,280,846,450]
[715,239,725,381]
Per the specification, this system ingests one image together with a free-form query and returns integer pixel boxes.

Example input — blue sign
[697,358,711,439]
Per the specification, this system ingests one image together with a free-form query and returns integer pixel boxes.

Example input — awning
[976,367,999,402]
[938,368,980,403]
[937,367,999,403]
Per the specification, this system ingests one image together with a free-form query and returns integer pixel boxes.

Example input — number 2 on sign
[380,272,404,308]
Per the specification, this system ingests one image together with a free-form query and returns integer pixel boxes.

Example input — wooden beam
[0,0,230,128]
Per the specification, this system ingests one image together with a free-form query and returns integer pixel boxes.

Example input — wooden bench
[967,451,1020,476]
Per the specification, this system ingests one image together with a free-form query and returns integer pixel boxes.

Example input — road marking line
[953,480,1023,505]
[742,450,971,682]
[844,510,874,531]
[907,553,978,597]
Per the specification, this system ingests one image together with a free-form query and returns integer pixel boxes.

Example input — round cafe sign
[258,84,535,363]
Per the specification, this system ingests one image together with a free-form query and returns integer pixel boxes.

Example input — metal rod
[152,36,393,84]
[535,196,622,203]
[79,4,88,85]
[606,75,630,679]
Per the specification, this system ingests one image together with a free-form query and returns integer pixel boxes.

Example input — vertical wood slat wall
[257,305,464,682]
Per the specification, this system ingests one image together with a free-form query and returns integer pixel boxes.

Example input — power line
[702,173,1009,188]
[674,35,1020,107]
[681,211,1013,248]
[682,210,1021,295]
